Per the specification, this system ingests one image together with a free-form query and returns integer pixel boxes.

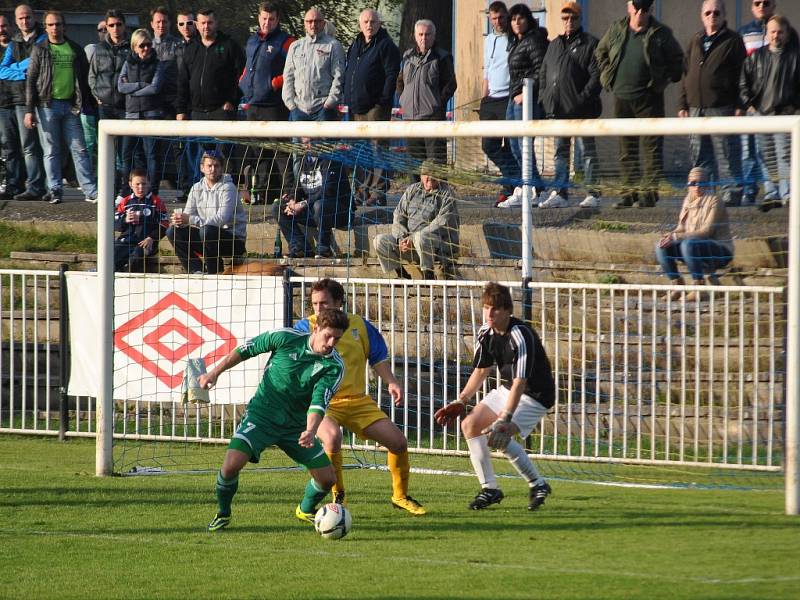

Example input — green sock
[299,478,329,514]
[215,471,238,516]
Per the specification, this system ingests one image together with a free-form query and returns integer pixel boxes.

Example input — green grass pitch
[1,435,799,600]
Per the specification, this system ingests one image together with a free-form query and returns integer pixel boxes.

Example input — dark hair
[129,168,148,180]
[104,9,126,23]
[481,282,514,312]
[201,149,223,164]
[257,2,281,17]
[176,7,195,18]
[488,1,508,13]
[197,7,215,18]
[507,3,535,38]
[631,0,655,12]
[317,308,349,332]
[311,278,345,304]
[150,6,170,18]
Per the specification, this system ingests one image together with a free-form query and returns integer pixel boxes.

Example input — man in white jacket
[281,7,345,122]
[167,150,247,274]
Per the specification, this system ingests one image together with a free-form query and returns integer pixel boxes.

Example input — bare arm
[373,360,403,406]
[198,349,244,389]
[298,411,325,448]
[458,367,492,404]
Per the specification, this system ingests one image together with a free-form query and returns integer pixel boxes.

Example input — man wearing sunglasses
[89,9,130,199]
[677,0,746,207]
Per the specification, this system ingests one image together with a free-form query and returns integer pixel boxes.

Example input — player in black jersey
[435,282,555,511]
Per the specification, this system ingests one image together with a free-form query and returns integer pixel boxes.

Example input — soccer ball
[314,503,352,540]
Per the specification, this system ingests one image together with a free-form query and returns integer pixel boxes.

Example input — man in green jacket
[596,0,683,208]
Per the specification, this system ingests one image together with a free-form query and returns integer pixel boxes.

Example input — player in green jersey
[200,308,349,531]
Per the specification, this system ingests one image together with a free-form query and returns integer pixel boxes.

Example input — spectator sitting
[373,160,459,280]
[277,140,353,259]
[167,150,247,274]
[656,167,733,301]
[114,169,169,273]
[117,28,164,197]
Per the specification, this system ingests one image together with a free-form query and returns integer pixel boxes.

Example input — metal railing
[0,270,786,474]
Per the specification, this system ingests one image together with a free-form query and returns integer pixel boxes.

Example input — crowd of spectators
[0,1,796,280]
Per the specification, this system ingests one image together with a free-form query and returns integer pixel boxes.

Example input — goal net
[83,114,798,510]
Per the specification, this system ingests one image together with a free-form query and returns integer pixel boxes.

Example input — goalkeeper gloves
[482,410,513,450]
[434,401,466,427]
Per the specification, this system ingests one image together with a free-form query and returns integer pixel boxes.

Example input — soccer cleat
[207,513,231,531]
[392,495,427,515]
[469,487,504,510]
[333,490,346,505]
[528,481,552,511]
[295,504,315,524]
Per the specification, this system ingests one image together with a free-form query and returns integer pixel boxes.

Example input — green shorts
[228,412,330,470]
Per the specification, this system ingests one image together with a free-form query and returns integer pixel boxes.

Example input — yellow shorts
[326,395,388,438]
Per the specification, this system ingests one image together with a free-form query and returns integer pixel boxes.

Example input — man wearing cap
[538,2,602,209]
[596,0,683,208]
[167,150,247,275]
[677,0,746,207]
[373,160,459,281]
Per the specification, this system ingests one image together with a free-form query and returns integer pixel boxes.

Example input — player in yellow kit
[295,278,426,515]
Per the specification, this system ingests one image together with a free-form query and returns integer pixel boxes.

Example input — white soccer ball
[314,502,352,540]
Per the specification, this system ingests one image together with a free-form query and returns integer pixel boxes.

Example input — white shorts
[479,386,548,438]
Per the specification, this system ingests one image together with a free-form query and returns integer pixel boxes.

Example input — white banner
[66,273,285,404]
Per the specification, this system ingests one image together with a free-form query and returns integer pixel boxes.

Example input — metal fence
[0,270,786,474]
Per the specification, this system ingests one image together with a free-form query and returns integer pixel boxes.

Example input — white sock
[466,435,497,488]
[502,440,540,485]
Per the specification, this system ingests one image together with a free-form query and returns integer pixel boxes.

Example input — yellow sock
[388,450,410,499]
[328,451,344,496]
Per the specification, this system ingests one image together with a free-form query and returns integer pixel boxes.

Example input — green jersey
[49,42,75,100]
[236,328,344,431]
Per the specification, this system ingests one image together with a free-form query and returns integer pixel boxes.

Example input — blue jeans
[506,98,541,188]
[36,100,97,197]
[14,105,46,194]
[277,197,352,256]
[553,136,599,197]
[655,238,732,281]
[289,107,339,123]
[0,107,23,193]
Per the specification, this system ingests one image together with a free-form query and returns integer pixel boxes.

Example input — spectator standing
[240,2,295,205]
[278,141,353,259]
[538,1,602,209]
[397,19,457,167]
[173,8,198,198]
[739,14,800,211]
[176,8,244,122]
[24,10,98,204]
[678,0,746,207]
[504,4,547,195]
[481,2,520,206]
[167,150,247,274]
[113,169,169,272]
[282,7,345,123]
[656,166,733,299]
[117,28,165,196]
[738,0,778,203]
[373,160,459,280]
[81,20,106,168]
[0,14,23,200]
[89,9,130,197]
[0,4,47,202]
[343,9,401,207]
[150,7,181,118]
[596,0,683,208]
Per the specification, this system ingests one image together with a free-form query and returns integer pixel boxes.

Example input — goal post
[94,113,800,515]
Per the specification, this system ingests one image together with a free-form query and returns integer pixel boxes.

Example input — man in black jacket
[538,2,601,209]
[344,9,400,206]
[176,8,244,122]
[678,0,746,207]
[0,4,47,201]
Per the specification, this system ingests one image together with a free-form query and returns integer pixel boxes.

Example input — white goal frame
[95,113,800,515]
